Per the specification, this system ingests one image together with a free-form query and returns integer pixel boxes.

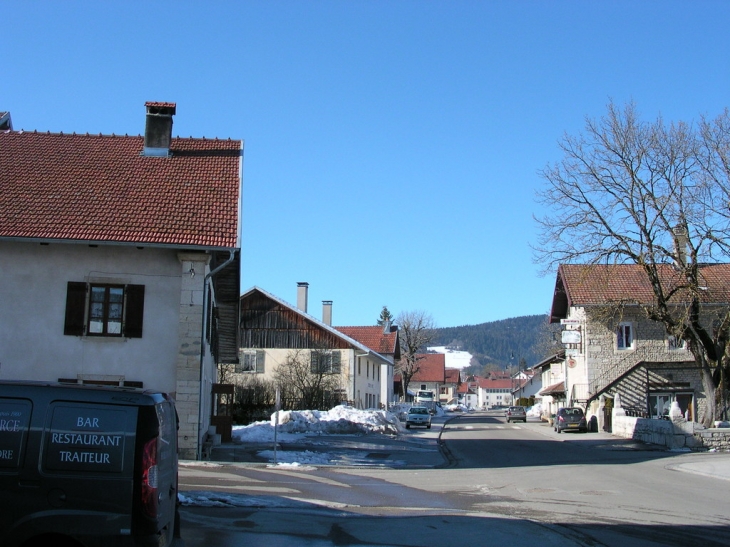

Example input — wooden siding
[212,250,241,363]
[240,290,352,349]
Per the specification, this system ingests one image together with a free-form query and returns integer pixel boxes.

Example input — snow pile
[232,405,405,443]
[444,403,469,412]
[526,403,542,417]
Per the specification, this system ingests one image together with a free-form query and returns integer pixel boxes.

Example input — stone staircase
[586,347,652,407]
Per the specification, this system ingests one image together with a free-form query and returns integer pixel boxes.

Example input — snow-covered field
[427,346,473,369]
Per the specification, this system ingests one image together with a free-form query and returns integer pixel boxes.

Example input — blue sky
[4,2,730,328]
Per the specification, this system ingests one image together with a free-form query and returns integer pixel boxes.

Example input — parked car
[405,406,432,429]
[555,407,588,433]
[0,381,183,547]
[506,406,527,423]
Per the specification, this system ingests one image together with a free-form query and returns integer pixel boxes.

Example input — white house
[237,284,392,409]
[0,103,243,459]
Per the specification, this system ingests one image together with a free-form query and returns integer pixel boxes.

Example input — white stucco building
[0,103,243,459]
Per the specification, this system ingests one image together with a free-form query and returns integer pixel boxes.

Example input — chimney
[143,101,176,157]
[0,111,12,131]
[297,282,309,313]
[322,301,333,326]
[382,320,391,334]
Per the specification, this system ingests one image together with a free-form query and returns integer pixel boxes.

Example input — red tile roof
[145,101,177,110]
[444,368,460,383]
[0,131,242,248]
[334,326,399,357]
[476,377,513,390]
[410,353,446,383]
[556,263,730,307]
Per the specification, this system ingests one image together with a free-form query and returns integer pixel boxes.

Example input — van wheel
[427,424,431,429]
[405,424,410,429]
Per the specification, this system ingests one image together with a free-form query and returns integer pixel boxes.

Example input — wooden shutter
[63,282,87,336]
[311,351,321,374]
[255,350,265,373]
[124,284,145,338]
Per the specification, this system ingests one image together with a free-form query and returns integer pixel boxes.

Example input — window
[89,285,123,334]
[64,282,144,338]
[237,350,265,373]
[667,335,686,351]
[616,322,633,350]
[311,350,341,374]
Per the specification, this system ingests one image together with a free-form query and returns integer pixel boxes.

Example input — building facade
[0,103,243,459]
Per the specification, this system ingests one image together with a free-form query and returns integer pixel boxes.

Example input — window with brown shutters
[63,282,145,338]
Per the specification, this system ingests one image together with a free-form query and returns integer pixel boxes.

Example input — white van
[414,390,437,413]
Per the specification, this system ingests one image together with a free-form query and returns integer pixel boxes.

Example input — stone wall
[611,413,704,449]
[694,428,730,452]
[587,308,692,385]
[612,411,730,451]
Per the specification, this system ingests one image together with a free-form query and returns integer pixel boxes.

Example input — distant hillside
[431,315,554,371]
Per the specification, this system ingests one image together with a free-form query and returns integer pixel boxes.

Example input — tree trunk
[700,364,717,427]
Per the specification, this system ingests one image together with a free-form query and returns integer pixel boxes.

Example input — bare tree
[534,101,730,425]
[273,349,345,410]
[395,310,436,399]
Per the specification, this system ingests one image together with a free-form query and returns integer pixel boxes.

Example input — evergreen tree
[377,306,394,326]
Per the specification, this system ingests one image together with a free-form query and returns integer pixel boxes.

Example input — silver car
[506,405,527,423]
[405,406,432,429]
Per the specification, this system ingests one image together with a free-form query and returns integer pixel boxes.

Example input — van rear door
[133,398,179,543]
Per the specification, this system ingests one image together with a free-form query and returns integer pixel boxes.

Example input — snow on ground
[526,403,542,417]
[179,404,448,507]
[230,404,408,444]
[427,346,473,369]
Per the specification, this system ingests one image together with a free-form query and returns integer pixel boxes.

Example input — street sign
[562,330,581,344]
[560,319,581,325]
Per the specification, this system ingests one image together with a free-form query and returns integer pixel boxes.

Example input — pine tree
[377,306,394,326]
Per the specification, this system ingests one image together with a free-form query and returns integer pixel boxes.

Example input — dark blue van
[0,381,184,547]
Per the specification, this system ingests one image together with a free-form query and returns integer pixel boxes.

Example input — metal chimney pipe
[322,301,332,326]
[297,282,309,313]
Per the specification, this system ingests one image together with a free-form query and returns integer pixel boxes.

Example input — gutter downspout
[197,249,237,460]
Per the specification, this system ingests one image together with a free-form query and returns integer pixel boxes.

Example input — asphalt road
[179,411,730,546]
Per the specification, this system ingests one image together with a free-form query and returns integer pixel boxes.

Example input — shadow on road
[180,503,730,547]
[440,414,679,470]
